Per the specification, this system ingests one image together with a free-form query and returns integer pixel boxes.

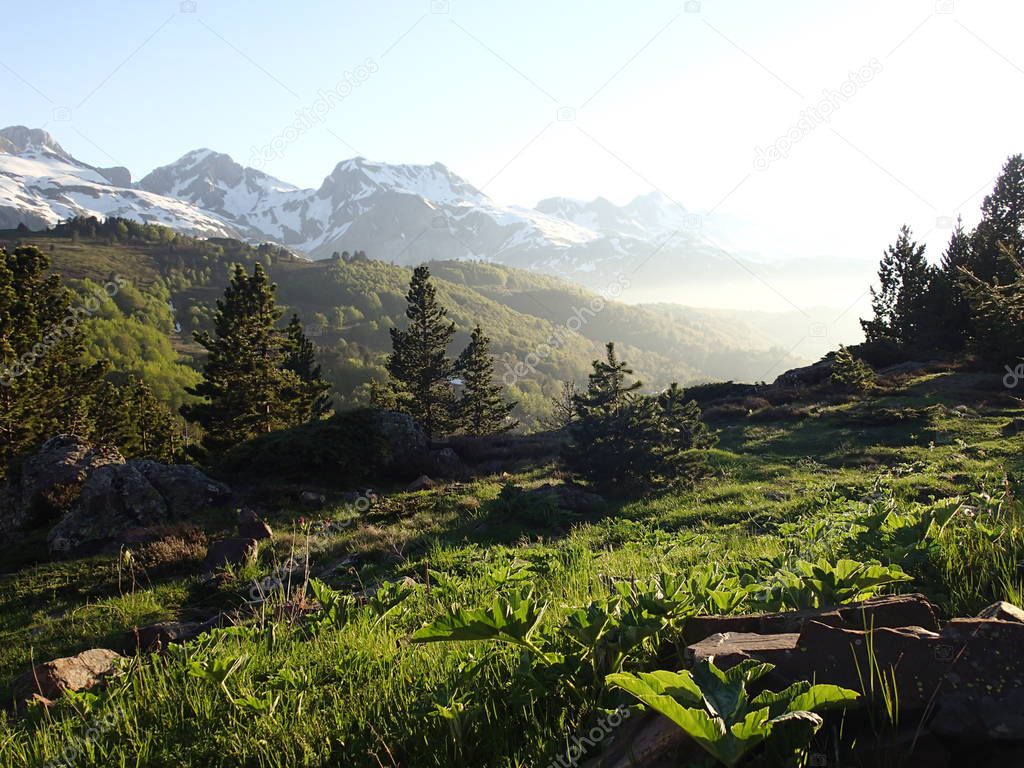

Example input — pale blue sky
[4,0,1024,269]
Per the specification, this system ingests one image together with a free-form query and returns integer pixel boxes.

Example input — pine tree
[574,342,642,417]
[960,243,1024,367]
[0,246,103,476]
[932,219,974,352]
[861,226,936,354]
[541,381,580,431]
[182,263,305,454]
[386,265,456,440]
[454,324,518,435]
[284,314,333,422]
[563,344,714,492]
[970,154,1024,285]
[829,346,874,393]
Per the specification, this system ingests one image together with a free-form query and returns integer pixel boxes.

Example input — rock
[8,434,124,529]
[47,464,168,555]
[428,447,466,479]
[128,459,230,516]
[407,475,437,492]
[773,357,834,388]
[13,648,121,703]
[238,508,273,541]
[299,491,326,508]
[1002,418,1024,436]
[688,631,799,665]
[977,601,1024,623]
[375,410,428,468]
[201,537,259,573]
[134,614,227,651]
[685,593,942,644]
[525,483,606,514]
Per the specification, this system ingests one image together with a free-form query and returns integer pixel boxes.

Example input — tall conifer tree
[386,265,456,439]
[454,324,517,435]
[183,263,305,453]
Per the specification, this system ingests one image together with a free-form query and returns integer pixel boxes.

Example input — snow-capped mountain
[0,127,240,237]
[2,125,834,307]
[139,151,600,263]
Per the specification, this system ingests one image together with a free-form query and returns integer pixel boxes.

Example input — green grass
[2,371,1023,766]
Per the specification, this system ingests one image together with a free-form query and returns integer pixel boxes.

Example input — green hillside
[1,223,802,428]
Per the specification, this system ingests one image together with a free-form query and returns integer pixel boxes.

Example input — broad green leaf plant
[607,658,858,767]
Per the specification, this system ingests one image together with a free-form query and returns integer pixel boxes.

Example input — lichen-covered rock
[128,459,230,517]
[6,434,124,530]
[47,464,168,555]
[977,601,1024,623]
[375,410,428,467]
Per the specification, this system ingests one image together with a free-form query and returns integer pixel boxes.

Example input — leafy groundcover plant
[608,658,859,767]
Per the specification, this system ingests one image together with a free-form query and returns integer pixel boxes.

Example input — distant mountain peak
[0,125,70,159]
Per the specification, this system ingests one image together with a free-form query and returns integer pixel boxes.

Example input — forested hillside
[0,219,802,428]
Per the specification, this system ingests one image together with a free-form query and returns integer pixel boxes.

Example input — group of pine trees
[562,342,716,491]
[381,265,517,438]
[182,263,331,455]
[0,245,179,477]
[861,154,1024,369]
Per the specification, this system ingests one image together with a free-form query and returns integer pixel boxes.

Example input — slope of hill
[1,222,804,427]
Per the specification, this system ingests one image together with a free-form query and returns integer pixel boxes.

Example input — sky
[4,0,1024,274]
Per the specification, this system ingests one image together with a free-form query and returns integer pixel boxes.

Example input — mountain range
[0,125,871,333]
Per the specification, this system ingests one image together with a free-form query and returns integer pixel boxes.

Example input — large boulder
[47,464,168,555]
[128,460,231,517]
[5,435,124,530]
[201,537,259,574]
[375,410,428,468]
[13,648,121,704]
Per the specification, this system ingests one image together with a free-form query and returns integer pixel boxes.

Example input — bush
[218,409,390,485]
[830,346,875,393]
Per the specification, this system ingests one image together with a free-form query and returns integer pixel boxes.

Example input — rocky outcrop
[128,460,230,517]
[8,435,125,529]
[0,436,231,555]
[13,648,121,705]
[375,411,428,468]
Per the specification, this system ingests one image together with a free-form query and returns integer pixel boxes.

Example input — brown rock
[685,593,941,644]
[688,631,799,667]
[238,508,273,541]
[407,475,437,492]
[134,614,227,651]
[13,648,121,703]
[201,537,259,573]
[977,601,1024,623]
